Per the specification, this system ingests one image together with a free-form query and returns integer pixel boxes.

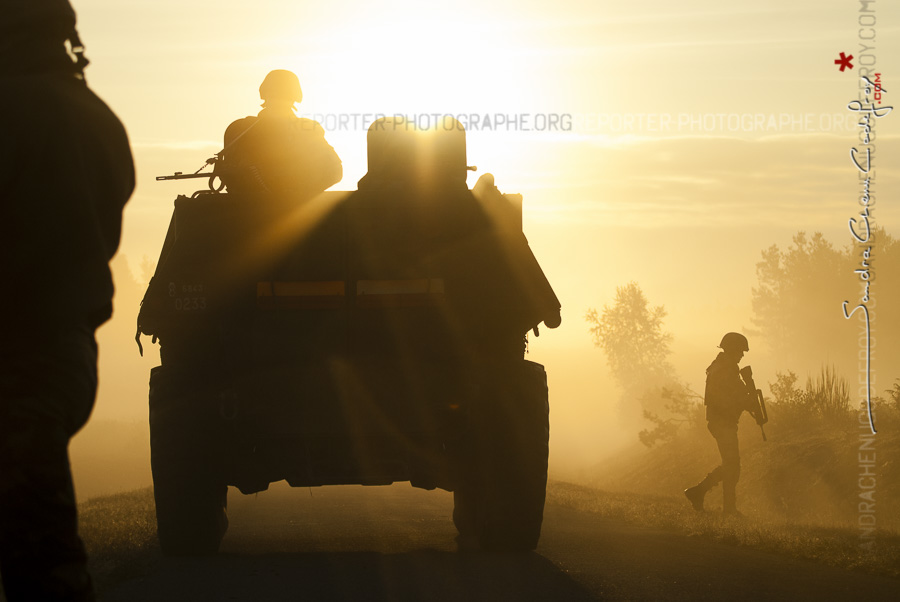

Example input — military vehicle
[138,117,561,555]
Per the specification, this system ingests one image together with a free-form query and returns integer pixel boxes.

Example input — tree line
[587,229,899,446]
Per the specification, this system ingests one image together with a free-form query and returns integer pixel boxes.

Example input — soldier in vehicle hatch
[684,332,755,517]
[217,69,343,198]
[0,1,134,600]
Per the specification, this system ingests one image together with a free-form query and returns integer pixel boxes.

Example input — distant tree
[109,253,143,321]
[586,282,681,427]
[750,229,898,377]
[869,230,899,377]
[750,232,849,368]
[586,281,674,391]
[95,254,156,419]
[139,254,156,285]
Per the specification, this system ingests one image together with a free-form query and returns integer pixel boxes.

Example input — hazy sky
[71,0,899,469]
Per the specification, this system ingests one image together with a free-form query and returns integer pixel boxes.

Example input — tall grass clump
[769,365,851,427]
[806,365,850,423]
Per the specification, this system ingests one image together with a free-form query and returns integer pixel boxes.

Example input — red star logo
[835,52,854,72]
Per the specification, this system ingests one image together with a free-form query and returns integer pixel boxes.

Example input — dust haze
[72,208,899,531]
[61,0,900,534]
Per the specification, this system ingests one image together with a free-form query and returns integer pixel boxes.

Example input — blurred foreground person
[217,69,342,197]
[684,332,754,516]
[0,1,134,599]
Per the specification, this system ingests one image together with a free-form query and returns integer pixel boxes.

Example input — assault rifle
[156,155,224,191]
[739,366,769,441]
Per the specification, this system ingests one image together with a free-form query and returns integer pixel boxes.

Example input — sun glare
[286,15,537,116]
[259,11,551,192]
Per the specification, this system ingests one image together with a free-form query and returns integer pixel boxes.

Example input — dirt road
[101,482,898,601]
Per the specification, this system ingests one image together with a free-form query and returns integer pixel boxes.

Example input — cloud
[505,133,900,229]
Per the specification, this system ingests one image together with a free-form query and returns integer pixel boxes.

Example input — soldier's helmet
[1,0,85,77]
[718,332,749,352]
[1,0,75,34]
[259,69,303,104]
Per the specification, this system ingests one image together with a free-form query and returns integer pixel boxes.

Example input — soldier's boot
[722,487,743,517]
[684,474,716,512]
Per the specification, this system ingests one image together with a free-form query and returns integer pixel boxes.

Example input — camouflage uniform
[0,2,134,599]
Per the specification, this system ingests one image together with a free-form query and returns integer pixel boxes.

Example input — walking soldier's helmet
[719,332,749,352]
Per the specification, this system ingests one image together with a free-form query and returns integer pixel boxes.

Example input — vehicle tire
[149,366,229,556]
[452,486,479,550]
[453,360,549,551]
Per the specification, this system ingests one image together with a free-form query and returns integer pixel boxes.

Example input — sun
[280,11,538,117]
[261,10,542,187]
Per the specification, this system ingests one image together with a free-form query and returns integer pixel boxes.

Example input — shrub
[768,366,851,427]
[637,384,705,447]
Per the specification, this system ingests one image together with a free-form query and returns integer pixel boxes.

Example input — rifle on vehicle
[156,119,259,187]
[156,171,215,181]
[739,366,769,441]
[156,154,224,191]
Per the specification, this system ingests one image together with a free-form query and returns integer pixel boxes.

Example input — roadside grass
[547,480,900,579]
[71,481,898,595]
[78,487,160,591]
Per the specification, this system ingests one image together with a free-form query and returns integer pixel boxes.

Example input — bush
[767,370,808,426]
[637,384,705,447]
[865,378,900,430]
[768,366,851,427]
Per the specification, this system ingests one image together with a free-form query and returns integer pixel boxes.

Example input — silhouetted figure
[358,116,468,193]
[0,1,134,600]
[218,69,342,197]
[684,332,753,516]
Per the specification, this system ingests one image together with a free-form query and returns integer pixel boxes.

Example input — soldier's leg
[714,424,741,514]
[0,328,98,601]
[684,423,724,511]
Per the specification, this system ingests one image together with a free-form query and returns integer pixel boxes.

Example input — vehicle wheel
[452,487,479,550]
[149,366,229,556]
[453,360,549,552]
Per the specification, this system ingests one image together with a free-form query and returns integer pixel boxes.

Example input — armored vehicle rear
[139,118,561,554]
